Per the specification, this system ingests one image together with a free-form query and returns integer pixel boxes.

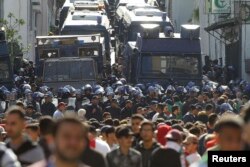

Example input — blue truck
[35,34,107,88]
[60,10,111,61]
[123,24,202,86]
[114,4,174,56]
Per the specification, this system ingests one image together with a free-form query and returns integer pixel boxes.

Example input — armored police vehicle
[35,34,107,88]
[0,31,13,88]
[60,10,111,60]
[114,5,173,56]
[123,24,202,85]
[59,0,105,29]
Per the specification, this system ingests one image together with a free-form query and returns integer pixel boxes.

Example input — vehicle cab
[123,24,202,86]
[35,34,106,88]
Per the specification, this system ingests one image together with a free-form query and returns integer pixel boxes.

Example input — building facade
[1,0,56,62]
[199,0,250,81]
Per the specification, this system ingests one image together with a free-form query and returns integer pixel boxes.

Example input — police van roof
[36,34,101,45]
[123,8,170,24]
[62,11,109,28]
[116,3,156,18]
[118,0,145,7]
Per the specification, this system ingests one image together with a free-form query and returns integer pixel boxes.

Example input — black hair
[140,121,155,132]
[131,114,144,121]
[39,116,56,136]
[53,117,87,137]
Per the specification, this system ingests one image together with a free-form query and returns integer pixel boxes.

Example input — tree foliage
[0,12,30,57]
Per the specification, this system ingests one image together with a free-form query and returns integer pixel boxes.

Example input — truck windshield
[0,59,11,81]
[141,55,199,76]
[43,60,95,82]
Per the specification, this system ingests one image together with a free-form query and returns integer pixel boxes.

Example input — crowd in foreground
[0,59,250,167]
[0,85,250,167]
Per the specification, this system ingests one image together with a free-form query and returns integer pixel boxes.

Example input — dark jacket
[106,148,142,167]
[120,107,133,120]
[104,106,121,119]
[84,104,103,121]
[41,102,56,116]
[183,112,196,123]
[82,147,106,167]
[150,147,181,167]
[134,141,160,167]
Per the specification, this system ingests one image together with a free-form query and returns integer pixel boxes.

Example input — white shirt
[186,152,201,165]
[94,139,111,156]
[53,110,64,120]
[152,112,159,122]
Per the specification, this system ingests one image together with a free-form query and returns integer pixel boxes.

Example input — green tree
[0,12,30,58]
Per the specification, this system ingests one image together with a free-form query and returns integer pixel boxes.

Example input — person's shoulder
[129,148,141,155]
[27,160,47,167]
[107,147,119,157]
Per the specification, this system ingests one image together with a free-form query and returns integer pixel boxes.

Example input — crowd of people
[0,58,250,167]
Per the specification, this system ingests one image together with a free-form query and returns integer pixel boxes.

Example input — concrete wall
[198,0,226,65]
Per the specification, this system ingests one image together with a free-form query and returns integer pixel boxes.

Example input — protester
[29,117,90,167]
[0,142,21,167]
[135,121,160,167]
[131,114,144,147]
[41,93,56,116]
[106,125,142,167]
[183,134,201,166]
[38,116,55,160]
[53,102,66,120]
[150,129,184,167]
[5,106,45,166]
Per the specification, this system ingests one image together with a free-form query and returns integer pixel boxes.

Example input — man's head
[103,112,112,121]
[140,121,154,142]
[172,105,180,115]
[25,124,39,142]
[156,103,165,113]
[205,104,214,115]
[183,134,199,154]
[214,114,243,151]
[136,107,143,115]
[26,105,34,115]
[125,100,132,109]
[91,96,99,105]
[57,102,67,112]
[207,113,219,130]
[115,126,133,148]
[5,106,26,140]
[104,126,116,145]
[190,104,198,116]
[53,117,88,162]
[131,114,144,134]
